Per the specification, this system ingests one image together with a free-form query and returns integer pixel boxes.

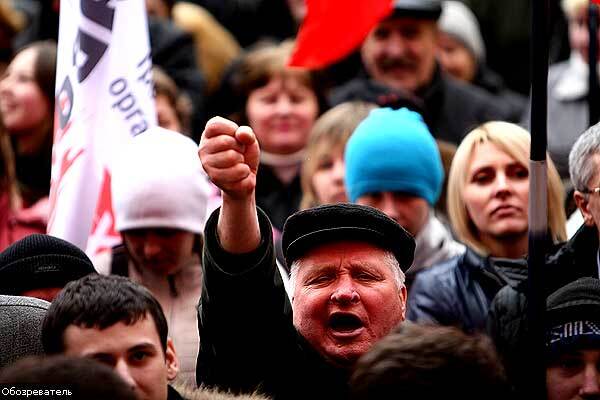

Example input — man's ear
[165,337,179,381]
[399,285,408,320]
[574,190,595,226]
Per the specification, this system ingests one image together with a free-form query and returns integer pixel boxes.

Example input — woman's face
[569,7,600,62]
[246,75,319,155]
[437,32,477,83]
[311,145,347,205]
[462,141,529,245]
[0,47,51,134]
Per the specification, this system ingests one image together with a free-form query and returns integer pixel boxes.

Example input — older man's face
[291,240,406,367]
[361,17,438,94]
[574,155,600,239]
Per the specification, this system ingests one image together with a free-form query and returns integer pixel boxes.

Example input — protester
[350,322,509,399]
[488,122,600,397]
[227,41,326,233]
[0,40,55,208]
[196,116,415,398]
[0,355,138,400]
[0,130,45,251]
[522,0,599,179]
[545,277,600,400]
[330,0,513,144]
[344,107,465,280]
[408,121,566,332]
[42,274,183,400]
[95,126,210,386]
[0,294,49,369]
[436,1,525,119]
[153,67,192,136]
[0,234,95,302]
[299,101,376,209]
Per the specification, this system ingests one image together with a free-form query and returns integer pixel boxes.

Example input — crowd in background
[0,0,600,399]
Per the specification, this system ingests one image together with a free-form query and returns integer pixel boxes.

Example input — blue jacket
[407,247,527,333]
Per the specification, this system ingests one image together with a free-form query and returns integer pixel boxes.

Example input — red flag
[289,0,394,69]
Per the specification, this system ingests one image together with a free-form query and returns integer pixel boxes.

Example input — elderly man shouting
[196,117,414,399]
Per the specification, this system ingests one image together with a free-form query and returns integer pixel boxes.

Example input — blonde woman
[299,101,376,209]
[407,121,566,332]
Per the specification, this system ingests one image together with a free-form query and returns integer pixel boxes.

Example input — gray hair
[569,124,600,192]
[288,250,405,297]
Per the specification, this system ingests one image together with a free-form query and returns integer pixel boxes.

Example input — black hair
[42,274,168,354]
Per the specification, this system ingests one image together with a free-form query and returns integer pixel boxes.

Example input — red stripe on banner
[289,0,394,69]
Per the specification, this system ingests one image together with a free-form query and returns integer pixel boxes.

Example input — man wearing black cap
[196,117,415,399]
[546,277,600,400]
[330,0,516,144]
[0,234,96,301]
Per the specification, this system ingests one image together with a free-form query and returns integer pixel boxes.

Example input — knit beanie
[0,234,96,295]
[344,107,444,206]
[438,1,486,63]
[546,277,600,356]
[111,126,210,234]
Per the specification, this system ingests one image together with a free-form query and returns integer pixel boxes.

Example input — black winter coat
[487,225,599,399]
[407,247,527,333]
[329,65,514,145]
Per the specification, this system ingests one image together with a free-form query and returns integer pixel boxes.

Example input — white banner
[48,0,156,256]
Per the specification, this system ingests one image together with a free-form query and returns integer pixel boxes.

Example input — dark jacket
[330,65,514,145]
[196,207,350,399]
[472,65,527,122]
[255,166,302,232]
[407,247,527,333]
[487,225,599,398]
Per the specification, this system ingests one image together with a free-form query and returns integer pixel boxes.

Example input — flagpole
[528,0,549,397]
[589,3,600,125]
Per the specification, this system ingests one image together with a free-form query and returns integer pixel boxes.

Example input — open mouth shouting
[328,312,365,339]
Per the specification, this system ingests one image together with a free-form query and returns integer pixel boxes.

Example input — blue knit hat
[344,108,444,206]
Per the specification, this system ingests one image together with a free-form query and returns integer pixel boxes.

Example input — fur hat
[282,203,415,272]
[0,234,95,295]
[344,107,444,206]
[111,126,210,234]
[438,1,486,63]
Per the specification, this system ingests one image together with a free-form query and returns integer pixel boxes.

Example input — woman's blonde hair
[447,121,567,255]
[299,102,377,209]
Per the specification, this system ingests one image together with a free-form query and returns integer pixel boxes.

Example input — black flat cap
[282,203,415,272]
[0,234,96,295]
[391,0,442,20]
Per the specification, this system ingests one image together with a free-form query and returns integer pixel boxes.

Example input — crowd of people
[0,0,600,399]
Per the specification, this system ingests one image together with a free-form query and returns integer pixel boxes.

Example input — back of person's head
[0,355,137,400]
[0,295,49,369]
[569,123,600,195]
[0,234,96,300]
[350,322,509,400]
[300,101,377,209]
[111,126,210,235]
[42,274,168,354]
[344,107,444,206]
[447,121,566,254]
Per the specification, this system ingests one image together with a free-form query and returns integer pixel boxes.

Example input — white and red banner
[48,0,156,256]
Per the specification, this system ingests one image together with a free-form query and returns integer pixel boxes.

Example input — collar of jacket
[167,385,185,400]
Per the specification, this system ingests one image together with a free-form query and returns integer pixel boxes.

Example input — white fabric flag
[48,0,156,256]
